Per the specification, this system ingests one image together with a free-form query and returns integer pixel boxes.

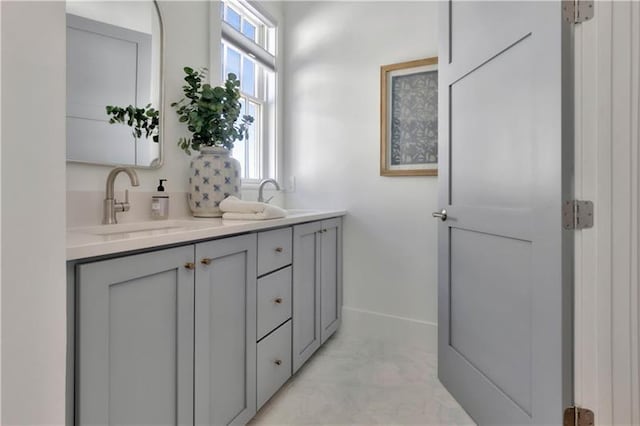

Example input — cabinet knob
[275,247,284,253]
[184,262,196,270]
[274,359,282,366]
[200,258,213,266]
[274,297,283,304]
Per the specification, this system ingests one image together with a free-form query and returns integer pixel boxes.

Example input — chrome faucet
[103,167,140,224]
[257,178,280,203]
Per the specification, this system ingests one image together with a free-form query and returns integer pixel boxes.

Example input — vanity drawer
[257,320,292,410]
[257,266,292,340]
[257,227,292,276]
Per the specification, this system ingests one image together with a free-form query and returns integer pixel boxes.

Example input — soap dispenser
[151,179,169,220]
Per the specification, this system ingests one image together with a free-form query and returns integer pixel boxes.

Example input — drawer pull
[274,359,282,366]
[275,247,284,253]
[274,297,283,304]
[184,262,196,270]
[200,258,213,266]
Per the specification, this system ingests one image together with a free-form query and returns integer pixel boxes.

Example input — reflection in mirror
[66,1,163,168]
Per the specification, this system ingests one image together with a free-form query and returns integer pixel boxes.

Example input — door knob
[432,209,448,221]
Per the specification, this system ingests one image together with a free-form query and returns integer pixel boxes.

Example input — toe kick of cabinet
[256,320,292,410]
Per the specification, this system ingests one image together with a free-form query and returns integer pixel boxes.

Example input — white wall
[574,1,640,423]
[0,2,3,422]
[66,1,154,34]
[1,2,67,424]
[283,1,439,325]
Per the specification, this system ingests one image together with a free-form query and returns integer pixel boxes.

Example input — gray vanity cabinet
[74,217,341,425]
[194,234,257,426]
[76,245,195,426]
[292,221,322,372]
[75,235,257,426]
[292,218,343,373]
[320,217,343,344]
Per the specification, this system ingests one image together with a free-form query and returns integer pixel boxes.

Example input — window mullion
[245,133,249,180]
[221,42,228,82]
[257,74,267,179]
[262,102,269,180]
[242,92,261,105]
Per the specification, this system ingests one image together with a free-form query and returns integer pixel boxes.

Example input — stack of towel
[220,196,287,220]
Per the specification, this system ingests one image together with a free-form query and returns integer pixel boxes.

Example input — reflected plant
[171,67,254,155]
[105,104,160,142]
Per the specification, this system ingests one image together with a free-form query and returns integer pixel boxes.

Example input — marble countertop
[67,209,346,261]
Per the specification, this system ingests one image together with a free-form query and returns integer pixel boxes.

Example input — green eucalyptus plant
[171,67,254,155]
[105,104,160,142]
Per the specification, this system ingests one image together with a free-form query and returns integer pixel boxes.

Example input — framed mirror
[66,0,164,168]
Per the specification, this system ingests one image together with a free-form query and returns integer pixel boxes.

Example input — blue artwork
[390,70,438,166]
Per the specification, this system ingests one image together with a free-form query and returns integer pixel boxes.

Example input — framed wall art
[380,57,438,176]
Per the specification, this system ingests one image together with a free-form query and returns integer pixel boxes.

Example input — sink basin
[70,219,223,238]
[285,209,319,215]
[91,223,185,236]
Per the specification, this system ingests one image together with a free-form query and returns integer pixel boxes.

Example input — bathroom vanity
[67,210,344,425]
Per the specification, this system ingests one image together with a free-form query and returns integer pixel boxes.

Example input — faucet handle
[123,189,132,212]
[265,196,274,204]
[114,189,131,213]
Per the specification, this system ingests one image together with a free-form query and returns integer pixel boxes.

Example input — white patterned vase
[188,146,241,217]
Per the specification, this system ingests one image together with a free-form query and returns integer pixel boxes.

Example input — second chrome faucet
[257,178,280,203]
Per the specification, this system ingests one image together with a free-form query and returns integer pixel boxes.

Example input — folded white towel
[220,196,287,220]
[220,196,267,213]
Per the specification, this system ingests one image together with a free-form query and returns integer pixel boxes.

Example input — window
[220,0,277,183]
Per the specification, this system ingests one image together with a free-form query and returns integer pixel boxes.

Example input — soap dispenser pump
[151,179,169,220]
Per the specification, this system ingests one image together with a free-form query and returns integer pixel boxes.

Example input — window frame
[217,0,278,186]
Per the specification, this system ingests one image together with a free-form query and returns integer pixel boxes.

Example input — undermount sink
[285,209,319,215]
[91,223,185,236]
[70,219,223,238]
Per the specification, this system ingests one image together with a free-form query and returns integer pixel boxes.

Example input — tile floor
[250,325,475,425]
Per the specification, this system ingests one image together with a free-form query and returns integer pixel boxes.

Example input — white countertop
[67,209,346,261]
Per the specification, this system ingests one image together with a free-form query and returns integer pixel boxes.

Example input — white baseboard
[340,306,438,352]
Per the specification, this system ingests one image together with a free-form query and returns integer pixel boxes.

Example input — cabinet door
[195,234,257,426]
[292,221,322,373]
[76,246,194,426]
[320,218,343,343]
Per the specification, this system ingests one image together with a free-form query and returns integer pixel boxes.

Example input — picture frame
[380,57,438,176]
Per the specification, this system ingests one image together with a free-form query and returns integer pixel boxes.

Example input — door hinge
[563,0,594,24]
[563,200,594,230]
[564,406,595,426]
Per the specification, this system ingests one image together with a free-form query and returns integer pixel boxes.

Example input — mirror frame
[66,0,166,169]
